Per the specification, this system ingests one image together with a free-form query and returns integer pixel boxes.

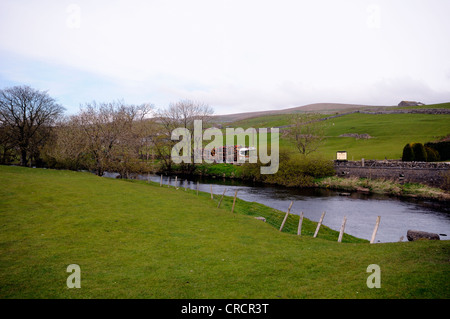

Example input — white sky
[1,0,450,114]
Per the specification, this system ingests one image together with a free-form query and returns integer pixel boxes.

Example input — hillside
[218,102,450,160]
[1,166,449,299]
[214,102,385,123]
[214,101,450,123]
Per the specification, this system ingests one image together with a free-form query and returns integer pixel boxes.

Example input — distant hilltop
[214,101,449,123]
[214,102,384,122]
[398,100,425,107]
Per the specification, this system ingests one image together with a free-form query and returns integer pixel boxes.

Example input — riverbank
[314,176,450,202]
[1,165,449,298]
[162,163,450,202]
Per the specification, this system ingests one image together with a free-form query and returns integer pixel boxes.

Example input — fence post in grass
[184,179,187,191]
[338,216,347,243]
[217,188,227,208]
[210,184,213,199]
[175,176,178,189]
[280,201,293,232]
[160,174,163,187]
[231,190,238,213]
[197,181,199,196]
[297,212,304,236]
[313,212,326,238]
[370,216,381,244]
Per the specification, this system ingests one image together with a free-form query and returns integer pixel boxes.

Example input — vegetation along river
[104,173,450,243]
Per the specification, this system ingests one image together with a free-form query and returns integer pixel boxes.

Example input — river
[105,173,450,243]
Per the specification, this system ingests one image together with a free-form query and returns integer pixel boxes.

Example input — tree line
[1,85,328,179]
[0,85,213,177]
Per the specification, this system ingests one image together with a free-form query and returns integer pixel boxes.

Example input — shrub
[402,143,414,161]
[412,143,427,162]
[425,146,440,162]
[241,151,335,187]
[425,141,450,161]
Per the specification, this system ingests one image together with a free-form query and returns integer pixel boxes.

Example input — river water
[105,173,450,243]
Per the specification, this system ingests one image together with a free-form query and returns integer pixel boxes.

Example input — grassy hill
[214,102,384,123]
[318,113,450,160]
[0,166,449,298]
[221,102,450,160]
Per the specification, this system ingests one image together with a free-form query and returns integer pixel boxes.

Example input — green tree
[412,143,427,162]
[402,143,414,161]
[425,146,440,162]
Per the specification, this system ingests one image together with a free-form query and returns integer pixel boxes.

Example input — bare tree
[0,123,15,164]
[42,115,89,169]
[0,85,65,166]
[287,113,326,155]
[153,100,214,172]
[47,100,154,176]
[78,100,153,176]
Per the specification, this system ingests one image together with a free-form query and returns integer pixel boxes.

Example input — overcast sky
[1,0,449,115]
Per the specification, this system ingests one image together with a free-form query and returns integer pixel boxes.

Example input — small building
[398,101,425,107]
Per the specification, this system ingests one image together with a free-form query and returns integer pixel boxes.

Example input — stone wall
[334,160,450,189]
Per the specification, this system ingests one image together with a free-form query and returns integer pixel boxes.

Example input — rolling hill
[213,102,389,123]
[213,102,450,160]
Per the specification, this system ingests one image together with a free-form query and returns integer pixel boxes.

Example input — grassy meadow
[1,165,449,299]
[318,113,450,160]
[225,111,450,161]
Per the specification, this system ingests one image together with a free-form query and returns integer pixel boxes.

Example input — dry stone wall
[334,160,450,189]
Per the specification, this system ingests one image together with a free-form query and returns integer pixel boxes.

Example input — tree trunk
[20,149,28,166]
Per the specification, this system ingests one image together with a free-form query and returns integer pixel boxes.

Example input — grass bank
[0,165,449,298]
[316,176,450,201]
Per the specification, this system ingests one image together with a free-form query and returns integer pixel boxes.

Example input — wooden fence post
[338,216,347,243]
[197,181,199,196]
[279,201,294,232]
[313,212,326,238]
[184,180,187,191]
[175,176,178,189]
[370,216,381,244]
[297,212,304,236]
[217,188,227,208]
[210,185,213,199]
[231,190,238,213]
[160,174,163,187]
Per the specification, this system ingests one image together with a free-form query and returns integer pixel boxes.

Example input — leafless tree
[153,99,214,172]
[0,124,15,164]
[47,100,154,176]
[0,85,65,166]
[287,113,326,156]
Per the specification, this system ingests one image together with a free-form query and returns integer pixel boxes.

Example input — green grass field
[319,113,450,160]
[226,111,450,161]
[0,166,449,298]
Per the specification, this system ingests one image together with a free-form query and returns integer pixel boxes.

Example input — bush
[402,143,414,161]
[402,142,443,162]
[425,141,450,161]
[241,151,335,187]
[412,143,427,162]
[425,146,440,162]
